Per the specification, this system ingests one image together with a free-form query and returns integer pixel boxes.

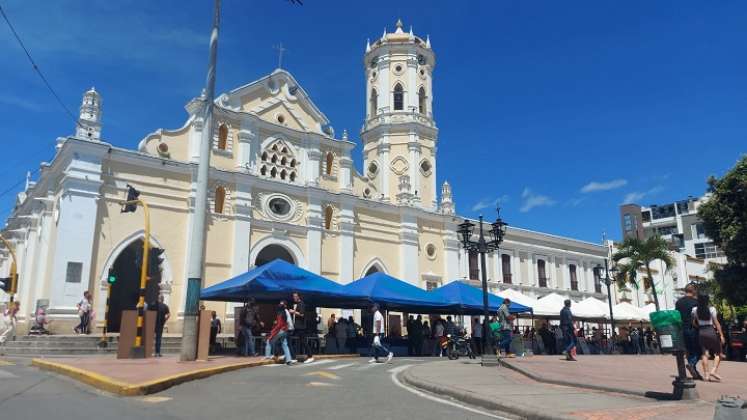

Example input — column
[48,141,105,313]
[338,197,355,284]
[188,115,204,163]
[378,141,390,201]
[306,141,322,187]
[32,198,54,309]
[408,139,420,203]
[19,224,39,323]
[443,224,460,281]
[227,183,252,320]
[236,119,257,173]
[306,193,323,274]
[399,211,419,286]
[338,156,353,193]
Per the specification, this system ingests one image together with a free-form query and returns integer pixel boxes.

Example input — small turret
[75,87,102,141]
[440,181,455,215]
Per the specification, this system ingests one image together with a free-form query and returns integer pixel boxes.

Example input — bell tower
[75,87,102,141]
[361,19,437,210]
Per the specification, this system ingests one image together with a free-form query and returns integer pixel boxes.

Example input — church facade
[1,21,612,334]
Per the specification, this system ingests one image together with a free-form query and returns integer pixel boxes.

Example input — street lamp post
[457,209,507,367]
[597,259,617,342]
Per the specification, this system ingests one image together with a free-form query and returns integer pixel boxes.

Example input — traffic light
[148,247,165,277]
[107,268,117,284]
[121,184,141,213]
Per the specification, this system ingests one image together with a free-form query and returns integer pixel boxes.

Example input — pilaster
[399,211,419,285]
[338,197,355,284]
[306,192,324,274]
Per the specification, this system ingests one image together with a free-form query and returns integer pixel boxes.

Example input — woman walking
[692,293,725,382]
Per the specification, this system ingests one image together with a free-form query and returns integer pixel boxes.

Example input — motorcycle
[445,333,476,360]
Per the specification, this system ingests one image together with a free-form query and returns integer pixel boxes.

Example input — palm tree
[612,236,675,311]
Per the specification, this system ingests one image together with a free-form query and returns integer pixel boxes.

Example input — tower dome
[75,87,103,141]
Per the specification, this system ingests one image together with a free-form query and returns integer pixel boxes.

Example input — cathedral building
[1,21,610,334]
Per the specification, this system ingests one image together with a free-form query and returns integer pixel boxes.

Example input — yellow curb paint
[32,358,275,396]
[304,371,339,380]
[0,360,15,366]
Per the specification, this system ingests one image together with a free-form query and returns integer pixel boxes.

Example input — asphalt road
[0,357,508,420]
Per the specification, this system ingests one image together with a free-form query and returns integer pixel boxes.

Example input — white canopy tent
[638,303,657,321]
[496,288,539,309]
[573,297,609,320]
[532,293,574,317]
[611,302,649,322]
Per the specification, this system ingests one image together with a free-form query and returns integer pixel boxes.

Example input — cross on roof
[273,43,286,69]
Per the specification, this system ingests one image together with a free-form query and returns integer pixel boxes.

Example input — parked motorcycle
[446,333,475,360]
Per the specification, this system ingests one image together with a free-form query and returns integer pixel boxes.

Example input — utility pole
[180,0,221,362]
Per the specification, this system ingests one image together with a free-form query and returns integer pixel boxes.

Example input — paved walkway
[402,360,716,420]
[502,355,746,403]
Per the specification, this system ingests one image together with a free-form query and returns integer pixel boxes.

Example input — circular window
[395,65,402,73]
[367,161,379,177]
[268,197,291,217]
[363,188,371,198]
[277,115,285,124]
[420,159,432,175]
[157,142,169,155]
[425,243,436,259]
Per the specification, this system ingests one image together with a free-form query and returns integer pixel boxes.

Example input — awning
[200,259,366,307]
[496,288,539,309]
[430,281,532,314]
[573,297,610,320]
[611,302,649,322]
[533,293,576,317]
[342,272,453,313]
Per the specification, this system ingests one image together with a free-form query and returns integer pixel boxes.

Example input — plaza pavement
[402,357,727,420]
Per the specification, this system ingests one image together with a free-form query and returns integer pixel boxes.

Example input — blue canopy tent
[200,259,367,307]
[341,272,455,313]
[429,281,532,315]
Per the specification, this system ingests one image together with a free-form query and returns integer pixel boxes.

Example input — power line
[0,3,81,128]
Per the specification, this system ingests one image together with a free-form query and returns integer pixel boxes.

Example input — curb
[498,359,649,398]
[400,366,577,420]
[32,354,357,396]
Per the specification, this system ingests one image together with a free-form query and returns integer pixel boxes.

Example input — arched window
[325,152,334,176]
[418,87,426,114]
[501,254,512,284]
[537,259,548,288]
[214,186,226,214]
[593,266,602,294]
[324,206,333,230]
[468,250,479,280]
[569,264,578,291]
[369,89,378,117]
[217,124,228,150]
[393,84,404,111]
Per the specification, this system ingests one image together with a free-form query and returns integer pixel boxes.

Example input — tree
[698,155,747,306]
[612,236,675,311]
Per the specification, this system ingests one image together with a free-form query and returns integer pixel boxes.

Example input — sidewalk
[401,360,716,420]
[32,353,353,396]
[501,355,746,403]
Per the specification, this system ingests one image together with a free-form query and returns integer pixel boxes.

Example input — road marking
[307,381,336,387]
[0,360,14,366]
[304,371,340,380]
[296,359,335,368]
[0,370,18,379]
[387,364,413,374]
[390,369,511,420]
[326,362,356,370]
[355,362,386,370]
[140,396,172,403]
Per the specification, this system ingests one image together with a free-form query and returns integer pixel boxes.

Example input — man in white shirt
[368,304,393,363]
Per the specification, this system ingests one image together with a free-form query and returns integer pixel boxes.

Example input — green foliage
[612,236,675,310]
[698,155,747,306]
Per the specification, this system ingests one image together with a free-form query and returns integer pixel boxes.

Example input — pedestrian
[152,294,170,357]
[692,293,725,382]
[676,283,702,379]
[498,298,515,358]
[539,323,554,355]
[412,315,424,356]
[290,292,315,364]
[560,299,577,361]
[472,317,483,355]
[239,300,261,357]
[406,315,415,356]
[368,304,393,363]
[263,300,296,365]
[445,315,458,337]
[326,313,336,337]
[346,316,359,354]
[335,316,348,353]
[209,311,222,354]
[630,327,641,354]
[74,291,92,334]
[0,302,19,344]
[432,318,445,357]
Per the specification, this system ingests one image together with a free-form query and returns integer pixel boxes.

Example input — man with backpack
[240,300,261,357]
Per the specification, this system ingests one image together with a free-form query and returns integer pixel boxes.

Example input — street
[0,358,505,420]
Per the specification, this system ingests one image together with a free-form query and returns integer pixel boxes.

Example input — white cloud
[622,185,665,204]
[566,197,586,207]
[0,95,43,112]
[471,195,509,212]
[580,179,628,193]
[519,188,556,213]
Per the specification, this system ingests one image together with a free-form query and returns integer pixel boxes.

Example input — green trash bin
[650,310,686,353]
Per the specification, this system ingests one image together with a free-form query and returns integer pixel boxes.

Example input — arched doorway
[365,265,380,276]
[106,239,161,332]
[254,244,295,267]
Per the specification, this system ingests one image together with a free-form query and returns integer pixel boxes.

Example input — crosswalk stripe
[355,362,386,370]
[326,362,356,370]
[387,364,413,374]
[292,359,335,368]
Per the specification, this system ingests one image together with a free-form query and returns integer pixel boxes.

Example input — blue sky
[1,1,745,243]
